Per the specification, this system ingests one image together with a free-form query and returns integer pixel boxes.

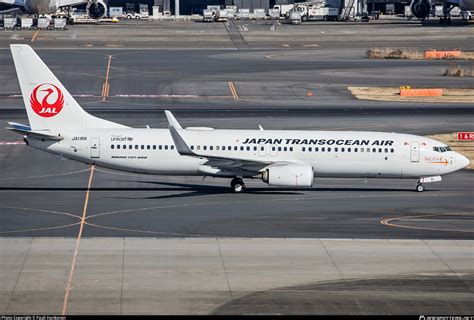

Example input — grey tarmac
[0,18,472,314]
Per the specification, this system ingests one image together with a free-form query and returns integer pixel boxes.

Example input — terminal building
[108,0,409,15]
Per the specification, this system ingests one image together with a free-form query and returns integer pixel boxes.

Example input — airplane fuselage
[27,128,467,180]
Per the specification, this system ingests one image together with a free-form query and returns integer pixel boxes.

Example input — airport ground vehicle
[290,3,339,21]
[289,10,302,23]
[370,10,381,19]
[125,11,148,19]
[273,4,294,17]
[8,45,470,193]
[202,9,215,22]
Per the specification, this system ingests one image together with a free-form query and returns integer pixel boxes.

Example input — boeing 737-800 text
[7,45,470,192]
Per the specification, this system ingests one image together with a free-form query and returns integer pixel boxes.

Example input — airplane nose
[456,153,470,169]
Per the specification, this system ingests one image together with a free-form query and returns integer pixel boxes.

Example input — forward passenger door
[410,142,420,162]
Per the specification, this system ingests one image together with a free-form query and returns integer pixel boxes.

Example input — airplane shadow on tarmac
[0,179,429,200]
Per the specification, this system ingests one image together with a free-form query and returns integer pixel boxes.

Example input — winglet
[169,126,195,156]
[165,110,182,129]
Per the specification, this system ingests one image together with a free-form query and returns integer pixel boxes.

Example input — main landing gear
[416,182,425,192]
[231,177,246,193]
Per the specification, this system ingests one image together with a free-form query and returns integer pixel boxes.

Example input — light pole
[175,0,179,17]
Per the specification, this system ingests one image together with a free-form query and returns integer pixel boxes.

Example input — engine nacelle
[262,164,314,188]
[86,0,106,19]
[410,0,431,18]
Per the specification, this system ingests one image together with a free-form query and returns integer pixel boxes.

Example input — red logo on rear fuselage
[30,83,64,118]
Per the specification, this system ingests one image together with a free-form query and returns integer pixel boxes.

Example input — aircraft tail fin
[10,44,126,131]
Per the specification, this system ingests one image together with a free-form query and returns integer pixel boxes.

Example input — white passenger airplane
[7,44,470,192]
[0,0,106,19]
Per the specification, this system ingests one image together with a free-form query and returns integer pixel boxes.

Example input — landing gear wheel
[416,183,424,192]
[231,178,245,193]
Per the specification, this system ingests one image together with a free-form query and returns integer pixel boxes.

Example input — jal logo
[30,83,64,118]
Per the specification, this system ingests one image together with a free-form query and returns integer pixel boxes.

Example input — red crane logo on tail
[30,83,64,118]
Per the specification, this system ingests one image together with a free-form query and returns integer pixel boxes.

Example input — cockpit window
[433,146,452,153]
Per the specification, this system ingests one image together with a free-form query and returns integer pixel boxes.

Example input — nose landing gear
[231,177,245,193]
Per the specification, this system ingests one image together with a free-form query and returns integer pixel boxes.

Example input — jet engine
[262,164,314,188]
[86,0,106,19]
[410,0,431,18]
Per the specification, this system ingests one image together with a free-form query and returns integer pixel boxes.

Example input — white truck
[289,10,302,24]
[293,4,339,21]
[202,9,215,22]
[273,4,294,17]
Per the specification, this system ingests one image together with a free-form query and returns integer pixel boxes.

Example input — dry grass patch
[366,48,474,60]
[347,87,474,103]
[443,63,474,77]
[366,48,423,59]
[426,133,474,170]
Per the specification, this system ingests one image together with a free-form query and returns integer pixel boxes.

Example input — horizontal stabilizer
[7,122,63,141]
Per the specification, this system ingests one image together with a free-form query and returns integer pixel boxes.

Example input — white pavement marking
[0,141,26,145]
[62,166,95,315]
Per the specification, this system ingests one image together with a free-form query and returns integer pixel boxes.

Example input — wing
[0,0,25,7]
[57,0,88,7]
[165,111,303,176]
[169,125,271,174]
